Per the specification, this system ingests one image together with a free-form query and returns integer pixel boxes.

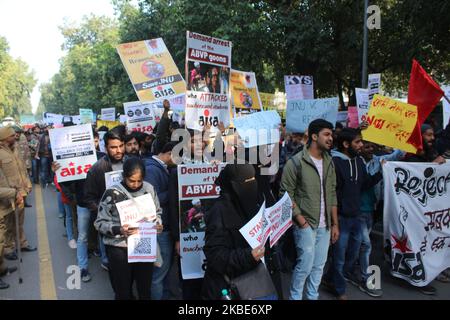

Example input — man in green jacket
[280,119,339,300]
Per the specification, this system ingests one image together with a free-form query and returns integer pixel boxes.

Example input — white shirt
[310,155,326,228]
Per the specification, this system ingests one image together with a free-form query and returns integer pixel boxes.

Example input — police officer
[0,126,36,261]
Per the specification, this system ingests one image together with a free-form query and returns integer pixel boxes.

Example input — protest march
[0,0,449,304]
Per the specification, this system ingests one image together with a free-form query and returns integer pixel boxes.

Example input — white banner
[383,162,450,287]
[355,87,369,124]
[43,112,64,125]
[267,192,293,247]
[101,108,116,121]
[123,101,157,134]
[128,222,157,263]
[232,110,281,148]
[240,193,293,249]
[442,85,450,128]
[115,193,157,228]
[286,97,339,133]
[49,124,97,182]
[178,163,225,279]
[239,203,270,249]
[185,31,232,133]
[284,75,314,100]
[368,73,381,103]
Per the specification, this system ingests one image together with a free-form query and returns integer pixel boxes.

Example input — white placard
[128,222,157,263]
[355,87,369,124]
[101,108,116,121]
[232,110,281,148]
[284,75,314,100]
[115,193,157,228]
[49,124,97,182]
[123,101,157,134]
[105,170,123,189]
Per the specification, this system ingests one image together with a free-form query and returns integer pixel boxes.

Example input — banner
[383,162,450,287]
[232,110,281,148]
[185,31,232,132]
[286,97,339,133]
[123,101,157,134]
[260,92,287,119]
[119,115,127,124]
[230,69,262,116]
[117,38,186,103]
[127,222,157,263]
[239,203,271,249]
[101,108,116,121]
[79,108,94,124]
[355,87,369,124]
[362,95,418,153]
[96,120,120,131]
[43,112,64,125]
[284,75,314,100]
[49,124,97,182]
[347,106,359,128]
[443,86,450,128]
[368,73,381,103]
[20,114,35,125]
[115,193,157,228]
[240,192,293,249]
[178,163,225,279]
[267,192,293,247]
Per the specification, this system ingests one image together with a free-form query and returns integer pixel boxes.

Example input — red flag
[407,59,444,150]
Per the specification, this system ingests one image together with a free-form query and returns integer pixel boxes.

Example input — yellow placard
[230,70,262,112]
[97,120,121,130]
[259,92,276,111]
[362,94,418,153]
[117,39,186,103]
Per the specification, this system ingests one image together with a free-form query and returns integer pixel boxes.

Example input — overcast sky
[0,0,120,113]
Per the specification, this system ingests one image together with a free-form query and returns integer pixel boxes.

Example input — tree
[0,36,36,119]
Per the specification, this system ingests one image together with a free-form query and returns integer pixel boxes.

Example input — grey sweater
[94,181,162,248]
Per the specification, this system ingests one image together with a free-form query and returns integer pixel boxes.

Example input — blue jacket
[144,156,170,231]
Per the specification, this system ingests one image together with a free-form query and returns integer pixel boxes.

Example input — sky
[0,0,119,114]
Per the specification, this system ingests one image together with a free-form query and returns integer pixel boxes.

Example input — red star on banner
[392,235,412,253]
[69,162,74,166]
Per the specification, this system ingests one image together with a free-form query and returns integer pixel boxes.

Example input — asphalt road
[0,185,449,300]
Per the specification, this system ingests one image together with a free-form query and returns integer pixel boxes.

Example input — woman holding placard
[95,157,163,300]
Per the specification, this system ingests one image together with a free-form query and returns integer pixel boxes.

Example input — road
[0,184,449,300]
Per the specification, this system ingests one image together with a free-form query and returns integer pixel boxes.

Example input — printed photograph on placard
[187,61,229,94]
[179,198,217,233]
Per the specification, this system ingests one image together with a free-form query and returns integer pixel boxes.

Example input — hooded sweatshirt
[331,150,382,218]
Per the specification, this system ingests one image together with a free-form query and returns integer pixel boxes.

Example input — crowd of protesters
[1,99,449,299]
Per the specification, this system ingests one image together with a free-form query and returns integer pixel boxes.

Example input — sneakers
[101,263,109,272]
[92,249,101,257]
[4,252,18,260]
[68,239,77,249]
[58,214,64,219]
[0,278,9,290]
[359,281,383,297]
[0,266,18,277]
[81,269,92,282]
[419,285,436,295]
[344,273,360,287]
[436,272,450,283]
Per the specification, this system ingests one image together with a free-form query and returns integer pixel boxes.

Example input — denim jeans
[77,206,91,270]
[32,158,39,184]
[356,212,373,282]
[289,225,330,300]
[64,203,74,241]
[99,233,108,265]
[328,215,364,296]
[151,231,173,300]
[39,156,51,185]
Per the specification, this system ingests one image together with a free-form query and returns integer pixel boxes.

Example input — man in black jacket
[325,128,382,300]
[84,129,125,271]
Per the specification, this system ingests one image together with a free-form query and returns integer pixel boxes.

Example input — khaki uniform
[0,167,16,274]
[17,133,32,170]
[0,142,32,253]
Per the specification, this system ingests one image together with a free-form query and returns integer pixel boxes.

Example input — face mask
[230,178,259,219]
